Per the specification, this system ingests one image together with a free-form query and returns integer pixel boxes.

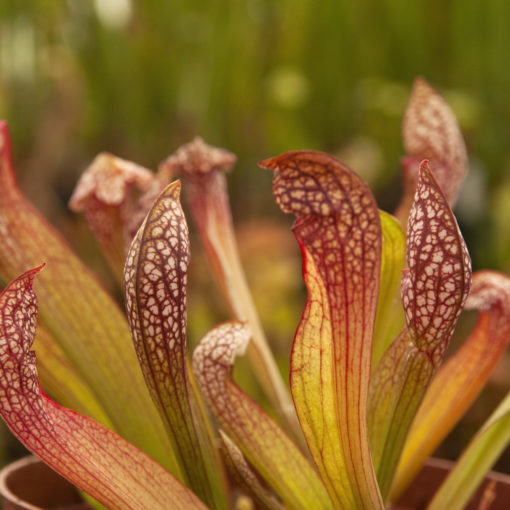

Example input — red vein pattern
[160,138,238,310]
[0,121,175,470]
[161,138,300,440]
[124,181,227,509]
[124,181,190,418]
[260,151,383,509]
[402,160,471,365]
[69,153,156,281]
[0,267,207,510]
[391,270,510,500]
[193,321,333,509]
[367,160,471,498]
[396,78,467,223]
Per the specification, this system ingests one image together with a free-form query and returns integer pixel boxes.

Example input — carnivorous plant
[0,78,509,509]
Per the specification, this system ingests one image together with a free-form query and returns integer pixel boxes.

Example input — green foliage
[0,1,509,273]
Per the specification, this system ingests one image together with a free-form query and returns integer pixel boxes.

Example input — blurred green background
[1,0,510,475]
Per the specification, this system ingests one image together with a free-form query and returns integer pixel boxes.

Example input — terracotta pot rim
[0,456,42,510]
[2,455,510,510]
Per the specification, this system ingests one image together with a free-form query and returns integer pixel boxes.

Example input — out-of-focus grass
[1,0,510,473]
[1,1,509,261]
